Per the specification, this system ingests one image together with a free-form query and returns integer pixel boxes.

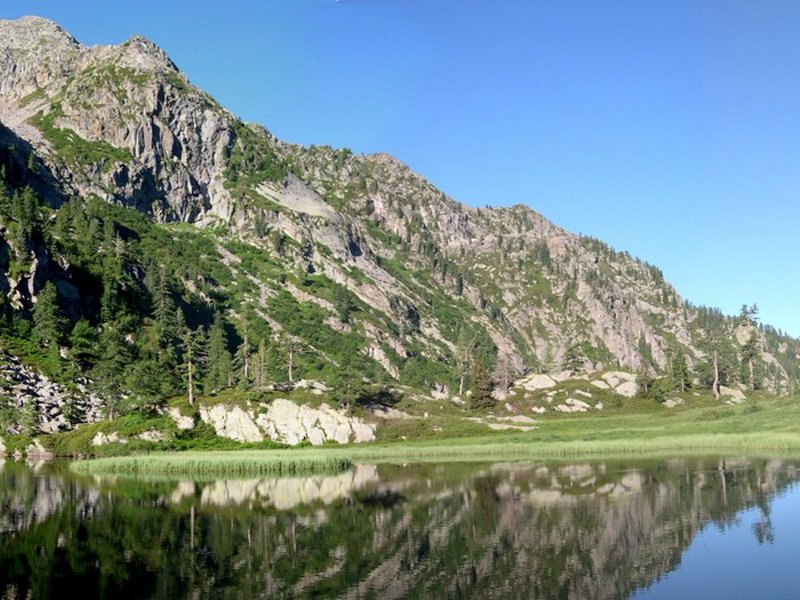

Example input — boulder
[602,371,636,388]
[720,386,746,404]
[520,374,557,391]
[92,431,129,446]
[168,407,194,430]
[550,370,573,383]
[138,430,167,443]
[615,381,638,398]
[554,398,591,413]
[25,439,53,460]
[663,397,684,408]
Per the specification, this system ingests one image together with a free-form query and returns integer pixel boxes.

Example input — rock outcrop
[0,14,796,426]
[0,351,102,435]
[194,399,376,446]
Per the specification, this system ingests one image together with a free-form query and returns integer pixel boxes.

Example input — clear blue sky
[6,1,800,335]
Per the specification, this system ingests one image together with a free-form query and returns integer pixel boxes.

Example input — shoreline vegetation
[30,393,800,477]
[70,431,800,478]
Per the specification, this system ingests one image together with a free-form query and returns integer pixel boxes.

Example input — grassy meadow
[69,392,800,476]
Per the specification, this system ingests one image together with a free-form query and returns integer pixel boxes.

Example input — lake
[1,457,799,599]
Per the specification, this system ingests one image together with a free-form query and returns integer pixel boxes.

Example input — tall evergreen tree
[669,348,692,392]
[92,325,132,419]
[234,316,252,388]
[253,338,269,391]
[204,312,232,392]
[32,282,63,349]
[100,223,125,323]
[469,355,495,410]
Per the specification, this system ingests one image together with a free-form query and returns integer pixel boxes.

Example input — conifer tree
[100,222,124,323]
[741,333,759,391]
[180,322,199,406]
[469,355,495,409]
[204,312,232,392]
[670,348,691,392]
[234,316,252,387]
[32,282,63,357]
[92,325,131,419]
[253,338,269,391]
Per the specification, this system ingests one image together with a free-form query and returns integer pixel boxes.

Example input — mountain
[0,16,797,434]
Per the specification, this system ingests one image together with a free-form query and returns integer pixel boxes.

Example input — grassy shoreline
[70,431,800,477]
[71,452,353,477]
[59,393,800,476]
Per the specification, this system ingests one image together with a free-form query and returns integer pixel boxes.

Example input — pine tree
[152,267,179,358]
[100,222,124,323]
[234,316,252,387]
[636,365,655,398]
[20,399,39,436]
[469,355,495,410]
[32,282,63,350]
[204,312,232,392]
[670,348,691,392]
[92,325,132,419]
[69,319,99,370]
[180,322,200,406]
[562,343,585,374]
[253,338,269,391]
[741,333,759,391]
[333,285,355,324]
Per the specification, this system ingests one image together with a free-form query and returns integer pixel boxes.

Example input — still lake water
[1,457,799,599]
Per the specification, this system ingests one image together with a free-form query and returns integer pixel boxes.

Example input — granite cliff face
[0,16,797,422]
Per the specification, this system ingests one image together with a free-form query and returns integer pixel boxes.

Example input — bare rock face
[168,408,195,431]
[0,15,795,402]
[0,16,235,223]
[197,399,376,446]
[199,405,263,443]
[91,432,128,446]
[0,351,103,435]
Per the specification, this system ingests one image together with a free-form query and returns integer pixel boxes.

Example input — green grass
[29,103,133,171]
[70,451,353,477]
[60,393,800,475]
[70,431,800,479]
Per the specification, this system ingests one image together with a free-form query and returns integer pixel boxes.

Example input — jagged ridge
[0,16,798,434]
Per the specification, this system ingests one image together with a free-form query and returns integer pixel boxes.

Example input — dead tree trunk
[712,350,720,401]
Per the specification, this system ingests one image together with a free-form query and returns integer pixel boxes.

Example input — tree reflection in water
[0,457,797,599]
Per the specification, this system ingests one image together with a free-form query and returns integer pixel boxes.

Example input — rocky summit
[0,16,798,440]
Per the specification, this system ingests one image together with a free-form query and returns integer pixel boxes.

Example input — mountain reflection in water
[0,457,797,599]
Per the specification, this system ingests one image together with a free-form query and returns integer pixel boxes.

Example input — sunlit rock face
[1,15,796,409]
[196,399,376,445]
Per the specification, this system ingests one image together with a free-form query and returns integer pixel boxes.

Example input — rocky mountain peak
[0,16,797,411]
[0,16,82,99]
[117,34,180,74]
[0,16,81,48]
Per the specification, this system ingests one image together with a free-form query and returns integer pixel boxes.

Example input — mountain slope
[0,16,797,434]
